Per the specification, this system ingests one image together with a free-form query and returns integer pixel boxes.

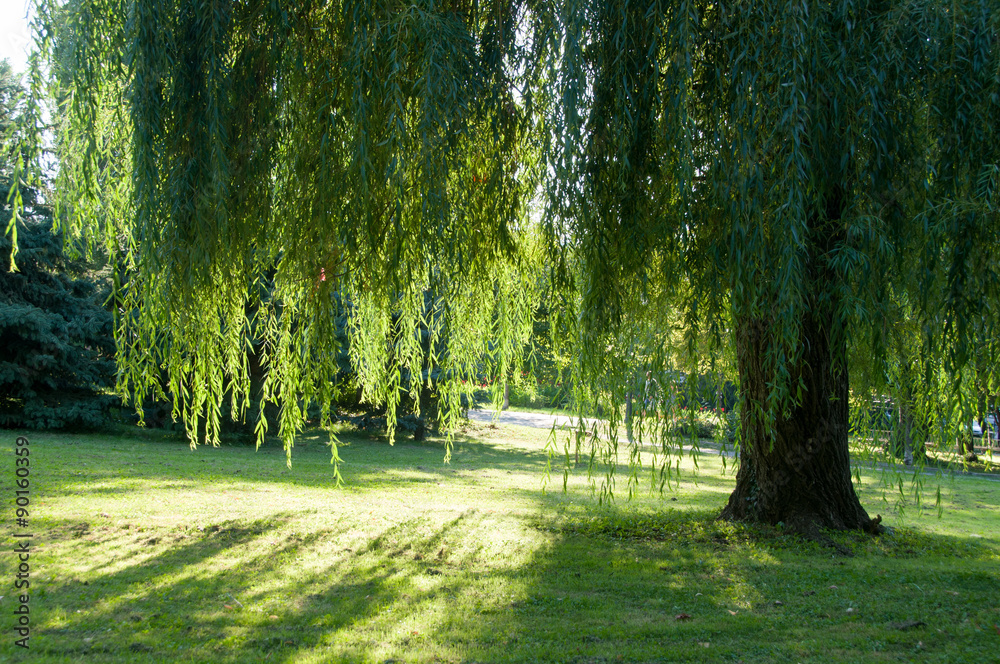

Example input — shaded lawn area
[1,422,998,663]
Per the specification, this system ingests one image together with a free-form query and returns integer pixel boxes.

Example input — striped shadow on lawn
[1,422,998,663]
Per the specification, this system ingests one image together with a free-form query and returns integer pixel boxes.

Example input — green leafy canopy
[11,0,544,465]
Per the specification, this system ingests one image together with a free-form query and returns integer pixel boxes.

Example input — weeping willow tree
[10,0,542,464]
[9,0,1000,532]
[538,0,999,533]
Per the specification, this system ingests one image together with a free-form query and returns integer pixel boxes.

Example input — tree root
[787,512,885,555]
[783,514,854,556]
[863,514,884,535]
[719,509,886,557]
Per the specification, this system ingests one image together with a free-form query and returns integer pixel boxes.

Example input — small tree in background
[0,214,118,429]
[1,59,117,430]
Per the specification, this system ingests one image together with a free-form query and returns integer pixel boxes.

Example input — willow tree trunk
[957,431,978,461]
[899,403,915,466]
[717,136,883,532]
[720,309,881,533]
[624,391,634,443]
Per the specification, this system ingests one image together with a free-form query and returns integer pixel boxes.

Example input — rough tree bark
[720,187,882,536]
[720,309,882,534]
[721,312,881,534]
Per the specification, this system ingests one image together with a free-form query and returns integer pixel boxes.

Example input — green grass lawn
[1,423,998,663]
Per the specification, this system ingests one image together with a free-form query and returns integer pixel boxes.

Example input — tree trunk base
[718,484,884,536]
[723,313,883,541]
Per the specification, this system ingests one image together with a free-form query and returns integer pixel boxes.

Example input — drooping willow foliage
[8,0,1000,496]
[11,0,544,463]
[534,0,1000,496]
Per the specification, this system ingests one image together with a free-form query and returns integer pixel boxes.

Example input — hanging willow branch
[9,0,543,464]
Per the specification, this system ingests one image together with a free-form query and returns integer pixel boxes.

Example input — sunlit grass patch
[0,423,997,663]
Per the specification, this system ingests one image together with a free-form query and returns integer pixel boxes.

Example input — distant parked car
[972,414,997,439]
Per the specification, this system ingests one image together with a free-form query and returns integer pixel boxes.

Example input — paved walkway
[467,408,1000,482]
[467,408,720,457]
[466,408,594,431]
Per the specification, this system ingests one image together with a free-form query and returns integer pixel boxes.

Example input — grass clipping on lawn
[1,423,999,663]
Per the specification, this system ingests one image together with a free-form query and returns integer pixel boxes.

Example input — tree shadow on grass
[26,512,419,657]
[4,430,999,663]
[15,508,529,662]
[452,504,1000,664]
[16,498,997,663]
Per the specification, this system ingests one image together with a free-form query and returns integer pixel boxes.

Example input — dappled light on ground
[1,424,998,662]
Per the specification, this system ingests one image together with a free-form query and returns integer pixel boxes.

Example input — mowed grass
[1,422,998,663]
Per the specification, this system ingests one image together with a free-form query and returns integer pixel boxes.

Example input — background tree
[1,59,117,429]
